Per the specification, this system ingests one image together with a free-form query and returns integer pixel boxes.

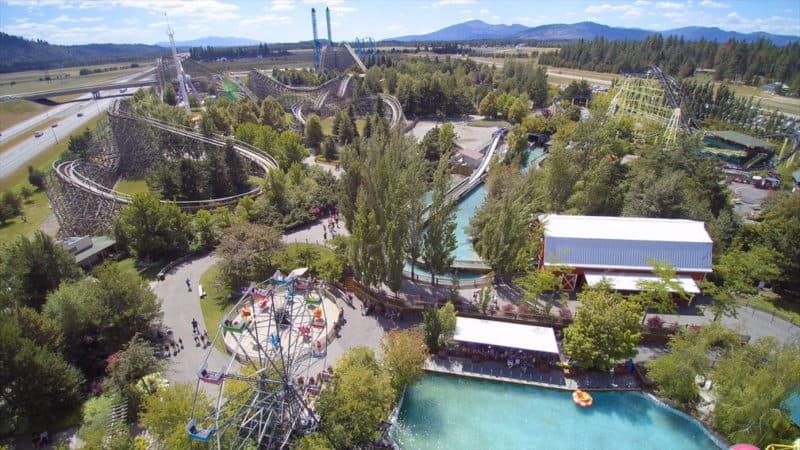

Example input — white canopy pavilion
[452,317,559,354]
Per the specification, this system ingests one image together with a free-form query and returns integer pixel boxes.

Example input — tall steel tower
[325,7,332,45]
[165,14,191,113]
[311,8,320,71]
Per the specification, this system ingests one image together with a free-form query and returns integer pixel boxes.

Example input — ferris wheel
[186,268,334,449]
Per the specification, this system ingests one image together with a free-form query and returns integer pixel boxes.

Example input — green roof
[74,236,116,264]
[707,130,775,150]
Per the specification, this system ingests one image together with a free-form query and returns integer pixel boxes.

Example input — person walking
[193,330,200,345]
[191,318,198,331]
[186,278,192,291]
[178,337,184,349]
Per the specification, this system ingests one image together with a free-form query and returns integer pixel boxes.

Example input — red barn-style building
[538,215,713,297]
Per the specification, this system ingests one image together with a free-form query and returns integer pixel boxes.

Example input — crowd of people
[453,344,561,374]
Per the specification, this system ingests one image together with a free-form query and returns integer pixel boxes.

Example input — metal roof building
[538,215,713,291]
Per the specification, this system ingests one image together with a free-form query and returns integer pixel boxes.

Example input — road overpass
[0,79,159,104]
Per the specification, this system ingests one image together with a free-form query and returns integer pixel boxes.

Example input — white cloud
[241,14,293,25]
[655,2,684,9]
[699,0,727,7]
[271,0,295,11]
[634,0,651,4]
[329,5,356,13]
[460,9,472,14]
[585,3,642,16]
[491,15,500,21]
[480,8,489,15]
[433,0,476,6]
[50,14,104,23]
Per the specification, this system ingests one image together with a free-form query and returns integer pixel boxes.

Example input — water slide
[342,43,368,72]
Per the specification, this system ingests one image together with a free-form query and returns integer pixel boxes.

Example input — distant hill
[515,22,652,41]
[155,36,263,48]
[390,20,799,45]
[393,20,528,41]
[0,33,166,73]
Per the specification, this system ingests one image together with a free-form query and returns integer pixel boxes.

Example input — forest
[0,33,166,73]
[187,43,290,61]
[538,35,800,93]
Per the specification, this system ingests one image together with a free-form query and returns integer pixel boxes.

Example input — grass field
[0,62,153,96]
[320,117,366,135]
[116,257,162,281]
[201,53,313,73]
[0,100,48,129]
[685,72,800,115]
[114,178,149,195]
[468,119,511,128]
[0,190,51,247]
[198,263,237,353]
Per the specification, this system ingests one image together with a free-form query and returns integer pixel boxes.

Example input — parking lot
[728,181,771,220]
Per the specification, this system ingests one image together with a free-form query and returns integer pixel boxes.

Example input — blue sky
[1,0,798,45]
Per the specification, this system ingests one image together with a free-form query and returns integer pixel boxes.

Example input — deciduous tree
[563,287,643,370]
[380,328,428,398]
[305,114,324,151]
[316,347,393,449]
[0,231,81,310]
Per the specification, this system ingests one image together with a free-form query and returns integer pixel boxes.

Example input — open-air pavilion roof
[453,317,559,354]
[584,271,701,294]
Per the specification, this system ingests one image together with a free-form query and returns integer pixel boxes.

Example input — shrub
[646,316,665,330]
[517,305,529,315]
[502,304,514,312]
[559,307,573,320]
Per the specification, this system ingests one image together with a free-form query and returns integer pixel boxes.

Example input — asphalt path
[0,69,153,179]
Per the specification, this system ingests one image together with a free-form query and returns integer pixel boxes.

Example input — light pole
[44,109,59,144]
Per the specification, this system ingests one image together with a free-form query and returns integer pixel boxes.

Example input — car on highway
[51,123,58,128]
[34,131,44,138]
[77,112,84,117]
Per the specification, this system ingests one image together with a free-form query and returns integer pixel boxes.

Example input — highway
[0,69,153,180]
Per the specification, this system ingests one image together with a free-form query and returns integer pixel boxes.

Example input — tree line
[0,32,166,73]
[188,43,289,60]
[538,35,800,93]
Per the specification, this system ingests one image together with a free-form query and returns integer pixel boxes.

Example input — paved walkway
[153,219,352,386]
[150,255,234,386]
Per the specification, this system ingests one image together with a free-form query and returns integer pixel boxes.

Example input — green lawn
[468,119,511,128]
[198,263,238,353]
[113,178,149,195]
[115,257,162,281]
[319,117,366,136]
[0,190,50,247]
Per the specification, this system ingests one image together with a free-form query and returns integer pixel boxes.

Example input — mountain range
[154,36,263,48]
[391,20,799,46]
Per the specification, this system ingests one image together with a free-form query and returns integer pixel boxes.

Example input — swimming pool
[391,373,722,450]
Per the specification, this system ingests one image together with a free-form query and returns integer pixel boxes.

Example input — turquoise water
[452,183,486,262]
[522,146,546,172]
[392,373,722,450]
